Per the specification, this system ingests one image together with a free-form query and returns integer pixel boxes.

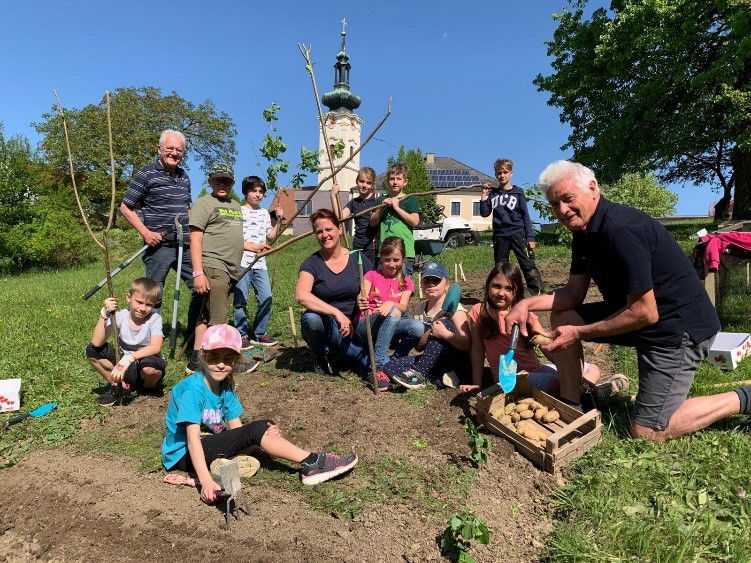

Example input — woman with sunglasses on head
[162,324,358,505]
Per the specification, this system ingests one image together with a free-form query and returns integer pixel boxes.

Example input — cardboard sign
[0,379,21,412]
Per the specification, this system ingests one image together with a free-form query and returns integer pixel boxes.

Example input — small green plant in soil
[464,418,491,466]
[439,509,491,563]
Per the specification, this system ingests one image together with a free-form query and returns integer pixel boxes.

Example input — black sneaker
[300,452,358,485]
[392,369,426,390]
[234,358,260,374]
[185,357,199,375]
[96,386,120,407]
[312,355,333,376]
[251,334,278,347]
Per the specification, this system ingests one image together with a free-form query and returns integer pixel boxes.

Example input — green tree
[35,86,237,222]
[0,125,94,270]
[534,0,751,219]
[602,173,678,218]
[385,146,442,223]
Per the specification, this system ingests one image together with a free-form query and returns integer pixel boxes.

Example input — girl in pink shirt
[356,237,423,388]
[462,262,600,395]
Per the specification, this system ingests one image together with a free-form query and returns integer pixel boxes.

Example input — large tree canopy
[534,0,751,218]
[35,86,237,222]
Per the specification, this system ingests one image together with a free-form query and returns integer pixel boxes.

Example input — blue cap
[421,262,449,280]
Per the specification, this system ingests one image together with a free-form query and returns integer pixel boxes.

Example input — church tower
[317,19,363,191]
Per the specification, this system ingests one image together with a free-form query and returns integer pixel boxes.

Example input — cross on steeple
[341,17,347,34]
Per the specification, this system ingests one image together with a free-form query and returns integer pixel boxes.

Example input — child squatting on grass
[383,262,472,391]
[162,324,358,504]
[87,277,166,407]
[460,262,604,396]
[354,236,424,390]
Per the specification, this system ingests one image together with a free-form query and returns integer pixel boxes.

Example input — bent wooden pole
[299,43,350,249]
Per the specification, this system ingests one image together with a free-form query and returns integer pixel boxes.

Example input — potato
[504,403,517,415]
[515,403,530,413]
[542,410,560,423]
[515,419,535,432]
[518,398,534,405]
[529,400,542,410]
[499,415,512,425]
[534,406,549,421]
[521,428,548,442]
[519,409,534,420]
[489,404,506,418]
[511,412,521,422]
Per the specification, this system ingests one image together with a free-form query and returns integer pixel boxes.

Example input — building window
[297,200,313,217]
[451,201,461,216]
[473,200,481,216]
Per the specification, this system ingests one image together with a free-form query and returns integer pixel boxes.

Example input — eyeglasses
[204,350,240,366]
[160,146,184,155]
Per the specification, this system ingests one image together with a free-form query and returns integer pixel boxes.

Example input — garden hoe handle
[169,216,183,359]
[351,249,379,394]
[82,243,150,300]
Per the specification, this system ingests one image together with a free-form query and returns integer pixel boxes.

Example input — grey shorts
[575,301,713,431]
[633,333,712,431]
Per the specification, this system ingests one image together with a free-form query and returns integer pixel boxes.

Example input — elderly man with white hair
[504,160,750,441]
[120,129,201,330]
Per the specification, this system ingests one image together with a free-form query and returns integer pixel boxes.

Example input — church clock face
[327,117,336,129]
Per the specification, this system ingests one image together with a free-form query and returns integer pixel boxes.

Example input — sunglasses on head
[204,350,240,366]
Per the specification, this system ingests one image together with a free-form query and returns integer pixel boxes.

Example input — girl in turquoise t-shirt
[162,324,358,504]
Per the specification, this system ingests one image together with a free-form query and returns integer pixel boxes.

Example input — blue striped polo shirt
[122,157,191,245]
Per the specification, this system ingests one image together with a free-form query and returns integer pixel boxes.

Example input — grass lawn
[3,219,751,560]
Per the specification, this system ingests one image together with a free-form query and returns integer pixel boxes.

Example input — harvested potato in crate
[471,371,603,473]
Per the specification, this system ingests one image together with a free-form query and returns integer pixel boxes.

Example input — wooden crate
[471,373,603,473]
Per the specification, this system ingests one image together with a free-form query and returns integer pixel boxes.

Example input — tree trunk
[732,145,751,220]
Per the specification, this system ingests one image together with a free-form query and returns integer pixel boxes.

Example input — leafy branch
[439,510,492,563]
[464,418,491,466]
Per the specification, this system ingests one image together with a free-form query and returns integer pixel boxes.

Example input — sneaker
[240,337,253,351]
[312,355,333,376]
[593,373,629,402]
[376,371,391,392]
[300,452,358,486]
[185,356,199,375]
[441,370,459,389]
[392,369,426,390]
[234,358,261,374]
[251,334,278,347]
[210,455,260,480]
[96,386,120,407]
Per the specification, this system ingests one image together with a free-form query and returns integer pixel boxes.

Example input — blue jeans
[233,268,272,339]
[142,243,201,340]
[300,311,370,376]
[355,310,424,370]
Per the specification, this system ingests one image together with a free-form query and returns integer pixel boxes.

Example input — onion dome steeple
[322,18,361,113]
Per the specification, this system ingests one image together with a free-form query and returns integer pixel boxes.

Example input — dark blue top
[122,158,191,245]
[479,185,535,241]
[299,251,373,318]
[570,197,719,347]
[345,195,377,251]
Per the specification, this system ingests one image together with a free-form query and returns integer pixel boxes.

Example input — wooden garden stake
[459,262,467,282]
[351,249,379,394]
[55,90,123,403]
[454,263,459,283]
[288,306,299,348]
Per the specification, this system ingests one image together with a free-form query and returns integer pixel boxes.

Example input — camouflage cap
[208,162,234,180]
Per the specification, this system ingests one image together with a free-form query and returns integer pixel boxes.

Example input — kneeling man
[506,160,750,441]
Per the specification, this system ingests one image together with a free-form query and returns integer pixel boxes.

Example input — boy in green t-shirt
[369,163,422,276]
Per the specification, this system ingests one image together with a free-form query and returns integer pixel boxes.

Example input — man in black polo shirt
[504,160,751,441]
[120,129,200,327]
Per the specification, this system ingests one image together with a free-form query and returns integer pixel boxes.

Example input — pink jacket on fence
[699,232,751,270]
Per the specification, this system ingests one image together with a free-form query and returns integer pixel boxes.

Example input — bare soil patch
[0,259,609,562]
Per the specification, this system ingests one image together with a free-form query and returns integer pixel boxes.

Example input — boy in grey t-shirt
[86,277,166,406]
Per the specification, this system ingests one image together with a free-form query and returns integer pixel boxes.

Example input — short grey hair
[538,160,598,195]
[158,129,186,147]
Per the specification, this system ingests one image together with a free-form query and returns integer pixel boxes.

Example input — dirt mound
[0,376,555,562]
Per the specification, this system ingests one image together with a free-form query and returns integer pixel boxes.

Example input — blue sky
[1,0,717,216]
